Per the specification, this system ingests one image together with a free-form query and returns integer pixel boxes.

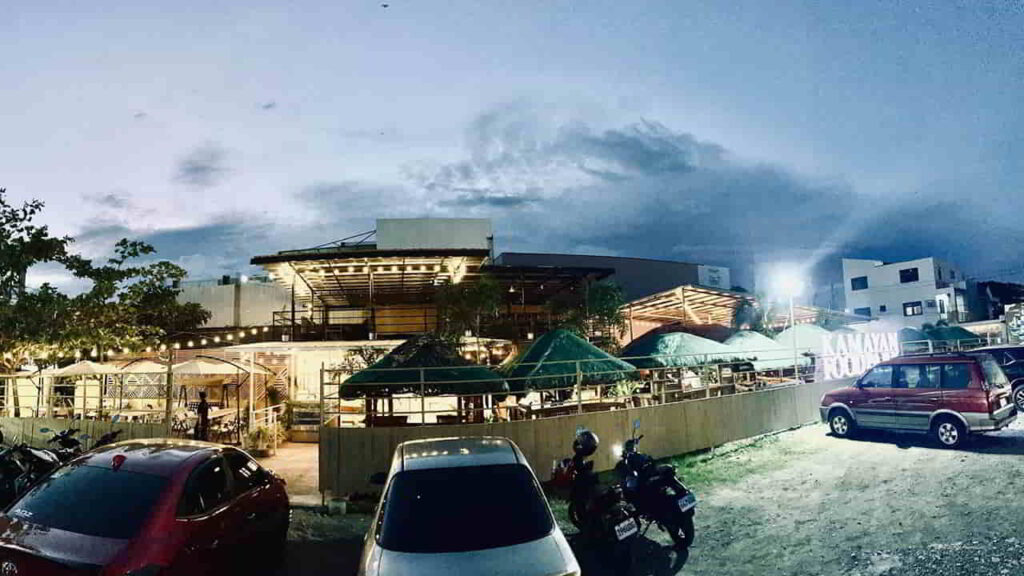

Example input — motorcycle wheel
[608,538,633,575]
[666,511,695,550]
[567,501,584,529]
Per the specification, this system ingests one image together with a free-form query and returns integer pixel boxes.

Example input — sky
[3,0,1023,304]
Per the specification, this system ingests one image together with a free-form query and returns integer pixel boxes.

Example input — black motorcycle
[40,427,88,462]
[556,429,638,574]
[615,422,696,550]
[0,438,62,507]
[93,429,123,448]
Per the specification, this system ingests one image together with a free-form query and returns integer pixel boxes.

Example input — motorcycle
[615,420,697,550]
[0,438,61,507]
[40,427,89,462]
[554,428,638,574]
[93,429,123,448]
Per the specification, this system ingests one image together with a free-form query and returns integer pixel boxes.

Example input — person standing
[195,390,211,441]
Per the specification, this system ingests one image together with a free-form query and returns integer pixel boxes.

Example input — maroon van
[820,352,1017,448]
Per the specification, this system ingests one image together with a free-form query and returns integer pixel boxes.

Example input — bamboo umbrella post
[576,361,582,415]
[419,368,426,425]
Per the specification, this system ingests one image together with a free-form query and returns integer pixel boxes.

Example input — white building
[842,257,974,328]
[177,275,290,328]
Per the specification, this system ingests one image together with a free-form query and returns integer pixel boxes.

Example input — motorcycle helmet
[572,429,599,457]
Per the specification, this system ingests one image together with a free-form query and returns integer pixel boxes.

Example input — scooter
[40,427,88,462]
[93,429,123,448]
[554,428,638,574]
[615,420,697,551]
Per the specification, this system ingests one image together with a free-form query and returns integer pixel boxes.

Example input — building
[841,257,977,328]
[177,275,290,328]
[494,253,732,301]
[976,281,1024,321]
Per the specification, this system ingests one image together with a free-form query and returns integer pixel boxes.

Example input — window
[226,451,266,495]
[378,464,554,553]
[853,307,871,317]
[859,365,893,388]
[975,354,1009,389]
[950,270,956,280]
[941,363,971,390]
[178,457,231,517]
[899,268,920,283]
[850,276,869,291]
[879,305,887,313]
[895,365,940,389]
[903,301,924,316]
[9,465,168,539]
[926,300,936,308]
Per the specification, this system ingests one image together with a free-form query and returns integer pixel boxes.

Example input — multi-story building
[842,257,976,328]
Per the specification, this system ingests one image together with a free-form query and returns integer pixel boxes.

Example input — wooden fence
[320,377,851,496]
[0,417,170,450]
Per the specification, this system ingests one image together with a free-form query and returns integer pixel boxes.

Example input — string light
[173,343,181,350]
[159,344,167,351]
[121,348,129,355]
[90,349,98,358]
[238,331,245,339]
[146,346,153,353]
[250,328,257,335]
[200,338,208,346]
[107,349,115,357]
[213,336,221,344]
[262,326,269,333]
[74,350,82,359]
[226,335,233,341]
[187,340,195,347]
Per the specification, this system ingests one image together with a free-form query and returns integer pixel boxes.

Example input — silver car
[358,436,580,576]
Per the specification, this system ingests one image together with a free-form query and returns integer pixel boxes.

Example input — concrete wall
[178,282,290,328]
[320,378,851,496]
[376,218,492,251]
[0,417,169,450]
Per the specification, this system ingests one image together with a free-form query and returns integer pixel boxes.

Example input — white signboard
[698,265,731,290]
[821,332,900,380]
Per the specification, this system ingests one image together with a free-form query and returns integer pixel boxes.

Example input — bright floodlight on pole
[772,267,805,383]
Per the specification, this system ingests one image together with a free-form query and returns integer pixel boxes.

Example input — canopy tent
[55,361,120,377]
[621,330,744,369]
[724,330,806,370]
[899,327,929,342]
[342,335,508,399]
[507,329,635,392]
[773,324,833,356]
[172,358,272,376]
[118,359,169,374]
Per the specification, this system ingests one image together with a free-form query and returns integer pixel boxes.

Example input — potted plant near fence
[247,425,272,458]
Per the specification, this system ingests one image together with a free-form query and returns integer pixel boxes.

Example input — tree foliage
[434,274,502,345]
[0,190,210,371]
[549,281,627,348]
[731,296,778,336]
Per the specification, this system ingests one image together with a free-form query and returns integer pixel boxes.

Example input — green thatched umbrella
[725,330,806,370]
[621,331,744,369]
[507,329,636,392]
[925,325,980,342]
[341,335,508,400]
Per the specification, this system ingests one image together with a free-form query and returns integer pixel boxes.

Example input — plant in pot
[247,425,273,457]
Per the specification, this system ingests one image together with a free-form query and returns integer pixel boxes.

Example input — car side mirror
[369,472,387,486]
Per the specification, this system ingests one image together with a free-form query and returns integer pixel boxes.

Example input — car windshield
[378,463,553,553]
[8,463,168,539]
[975,354,1010,390]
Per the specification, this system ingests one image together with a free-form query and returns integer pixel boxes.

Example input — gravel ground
[283,418,1024,575]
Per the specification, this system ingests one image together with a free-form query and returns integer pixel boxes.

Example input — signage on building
[821,332,900,380]
[698,265,731,290]
[1008,304,1024,344]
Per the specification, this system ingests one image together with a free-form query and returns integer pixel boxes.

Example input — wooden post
[576,361,583,415]
[420,368,426,425]
[164,348,175,429]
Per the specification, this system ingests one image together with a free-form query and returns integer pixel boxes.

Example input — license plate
[614,518,638,541]
[678,492,697,512]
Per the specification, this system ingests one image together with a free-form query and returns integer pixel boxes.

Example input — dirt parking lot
[284,417,1024,575]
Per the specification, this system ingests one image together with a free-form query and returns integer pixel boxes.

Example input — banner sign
[821,332,900,380]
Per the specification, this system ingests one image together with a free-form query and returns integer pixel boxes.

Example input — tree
[731,296,778,336]
[435,275,502,345]
[0,191,210,372]
[549,280,627,349]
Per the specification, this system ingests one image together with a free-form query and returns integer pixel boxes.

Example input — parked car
[359,436,580,576]
[820,353,1016,448]
[0,439,289,575]
[974,345,1024,411]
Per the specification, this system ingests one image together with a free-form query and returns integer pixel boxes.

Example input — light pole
[776,274,804,382]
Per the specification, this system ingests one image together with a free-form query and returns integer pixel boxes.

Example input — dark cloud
[133,111,147,120]
[173,143,229,188]
[259,101,277,110]
[411,105,1024,290]
[83,192,131,210]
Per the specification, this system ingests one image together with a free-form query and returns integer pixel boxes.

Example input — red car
[820,352,1017,448]
[0,439,289,575]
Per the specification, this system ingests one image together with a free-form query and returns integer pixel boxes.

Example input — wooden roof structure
[624,284,852,328]
[251,245,612,308]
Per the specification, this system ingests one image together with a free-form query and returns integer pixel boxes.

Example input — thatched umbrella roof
[621,331,744,369]
[507,329,636,392]
[342,335,508,399]
[725,330,806,370]
[773,324,833,356]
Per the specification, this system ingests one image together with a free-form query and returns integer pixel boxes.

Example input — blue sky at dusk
[3,0,1023,300]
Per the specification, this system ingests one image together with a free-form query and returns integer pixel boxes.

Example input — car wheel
[932,417,966,449]
[828,409,855,438]
[1013,387,1024,412]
